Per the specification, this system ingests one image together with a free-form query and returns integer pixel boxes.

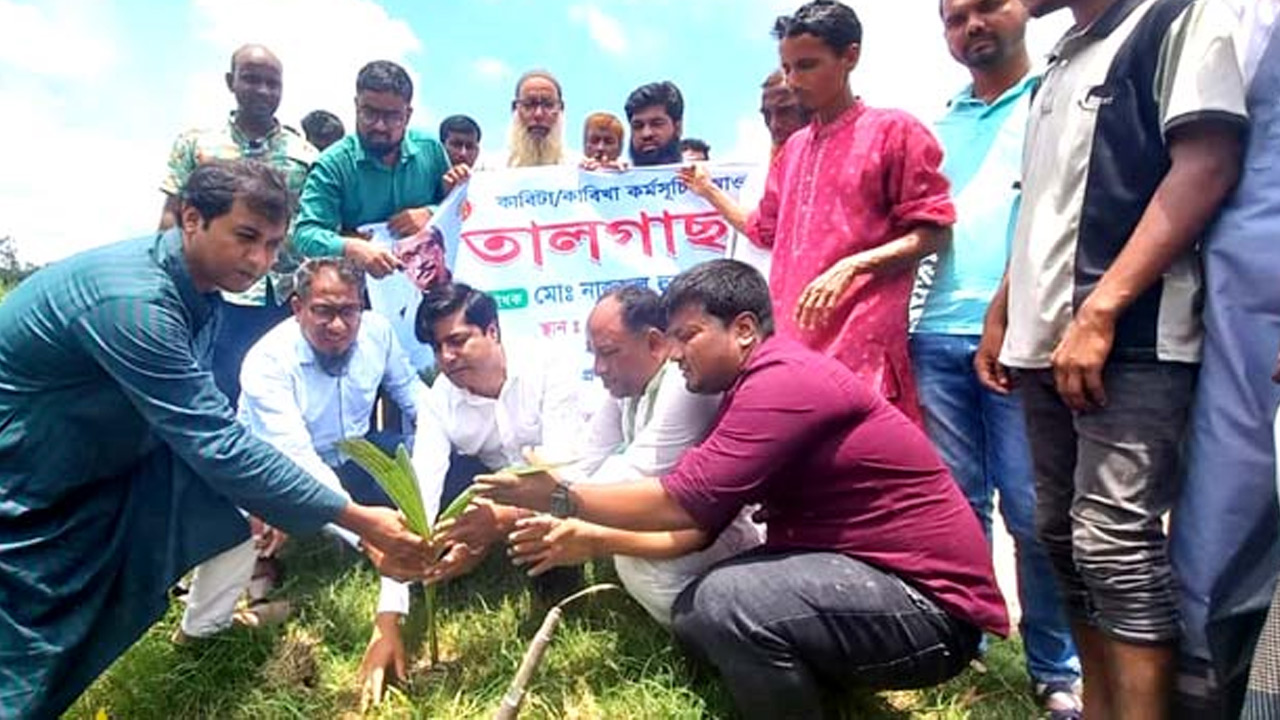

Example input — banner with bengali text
[370,162,756,380]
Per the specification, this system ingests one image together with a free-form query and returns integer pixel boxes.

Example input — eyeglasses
[513,97,562,113]
[356,105,409,126]
[308,303,362,323]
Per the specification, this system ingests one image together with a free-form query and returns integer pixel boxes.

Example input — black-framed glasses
[309,303,362,324]
[513,97,562,113]
[357,105,409,126]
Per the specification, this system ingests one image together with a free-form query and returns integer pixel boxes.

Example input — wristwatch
[549,481,576,518]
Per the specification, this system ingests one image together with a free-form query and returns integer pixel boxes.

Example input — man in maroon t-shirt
[476,259,1007,718]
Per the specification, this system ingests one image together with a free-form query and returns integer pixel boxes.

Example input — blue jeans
[910,333,1080,684]
[672,548,980,719]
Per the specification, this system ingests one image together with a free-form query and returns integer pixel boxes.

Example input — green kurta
[0,230,348,719]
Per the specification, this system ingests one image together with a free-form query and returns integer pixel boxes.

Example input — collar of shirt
[622,362,669,446]
[1052,0,1146,61]
[808,98,867,141]
[948,72,1039,115]
[153,227,219,331]
[225,111,285,152]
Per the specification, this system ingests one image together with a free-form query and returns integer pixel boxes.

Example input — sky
[0,0,1072,265]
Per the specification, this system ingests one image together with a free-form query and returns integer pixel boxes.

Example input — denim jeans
[672,548,980,719]
[1021,364,1195,645]
[910,333,1080,684]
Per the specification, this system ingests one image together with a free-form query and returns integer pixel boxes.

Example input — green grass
[70,538,1038,719]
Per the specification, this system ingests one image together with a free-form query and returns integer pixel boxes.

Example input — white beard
[507,114,565,167]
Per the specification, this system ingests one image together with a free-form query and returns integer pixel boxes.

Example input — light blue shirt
[236,311,422,495]
[915,74,1037,336]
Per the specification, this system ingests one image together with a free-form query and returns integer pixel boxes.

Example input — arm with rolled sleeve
[73,298,348,534]
[293,154,350,258]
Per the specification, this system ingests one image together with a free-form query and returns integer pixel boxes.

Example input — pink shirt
[748,102,955,424]
[660,337,1009,636]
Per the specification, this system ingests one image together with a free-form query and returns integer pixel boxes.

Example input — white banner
[368,163,756,379]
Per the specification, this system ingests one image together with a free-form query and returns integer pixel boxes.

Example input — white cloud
[0,0,119,81]
[0,0,428,266]
[568,4,629,56]
[723,112,772,164]
[473,56,513,82]
[188,0,423,133]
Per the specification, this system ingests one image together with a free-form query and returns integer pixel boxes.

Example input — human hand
[435,497,528,550]
[579,157,627,172]
[249,516,289,558]
[1050,307,1115,412]
[387,207,433,238]
[975,319,1012,395]
[676,163,714,198]
[342,238,403,278]
[507,515,599,576]
[358,613,406,711]
[339,504,431,581]
[423,541,489,585]
[443,165,471,193]
[794,255,865,330]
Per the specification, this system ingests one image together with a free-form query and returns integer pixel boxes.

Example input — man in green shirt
[0,160,431,719]
[293,60,453,278]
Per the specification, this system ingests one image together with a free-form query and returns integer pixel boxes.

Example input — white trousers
[180,539,258,637]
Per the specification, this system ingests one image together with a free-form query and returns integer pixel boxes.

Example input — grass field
[71,537,1038,719]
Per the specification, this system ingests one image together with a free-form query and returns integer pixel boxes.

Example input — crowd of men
[0,0,1278,718]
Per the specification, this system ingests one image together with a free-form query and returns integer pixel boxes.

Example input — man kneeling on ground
[477,259,1008,719]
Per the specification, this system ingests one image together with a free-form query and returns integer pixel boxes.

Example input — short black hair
[356,60,414,103]
[772,0,863,53]
[294,258,366,300]
[600,285,666,334]
[181,159,293,227]
[662,259,775,337]
[439,114,482,143]
[679,138,710,156]
[624,81,684,123]
[300,110,345,149]
[415,282,500,345]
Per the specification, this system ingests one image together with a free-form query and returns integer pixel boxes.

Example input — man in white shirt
[357,281,584,701]
[178,258,422,640]
[504,286,764,625]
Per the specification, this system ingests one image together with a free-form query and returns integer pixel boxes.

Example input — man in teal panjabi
[293,59,453,278]
[0,160,431,720]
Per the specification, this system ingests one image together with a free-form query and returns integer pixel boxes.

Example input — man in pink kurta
[747,99,955,423]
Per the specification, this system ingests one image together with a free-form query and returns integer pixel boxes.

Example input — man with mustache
[911,0,1081,717]
[293,61,453,279]
[176,258,423,642]
[507,70,574,168]
[625,81,685,167]
[476,259,1007,719]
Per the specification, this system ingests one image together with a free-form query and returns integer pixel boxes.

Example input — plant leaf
[336,438,429,537]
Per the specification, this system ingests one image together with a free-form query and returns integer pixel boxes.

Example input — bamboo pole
[492,583,619,720]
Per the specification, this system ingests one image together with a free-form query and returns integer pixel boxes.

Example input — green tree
[0,236,37,293]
